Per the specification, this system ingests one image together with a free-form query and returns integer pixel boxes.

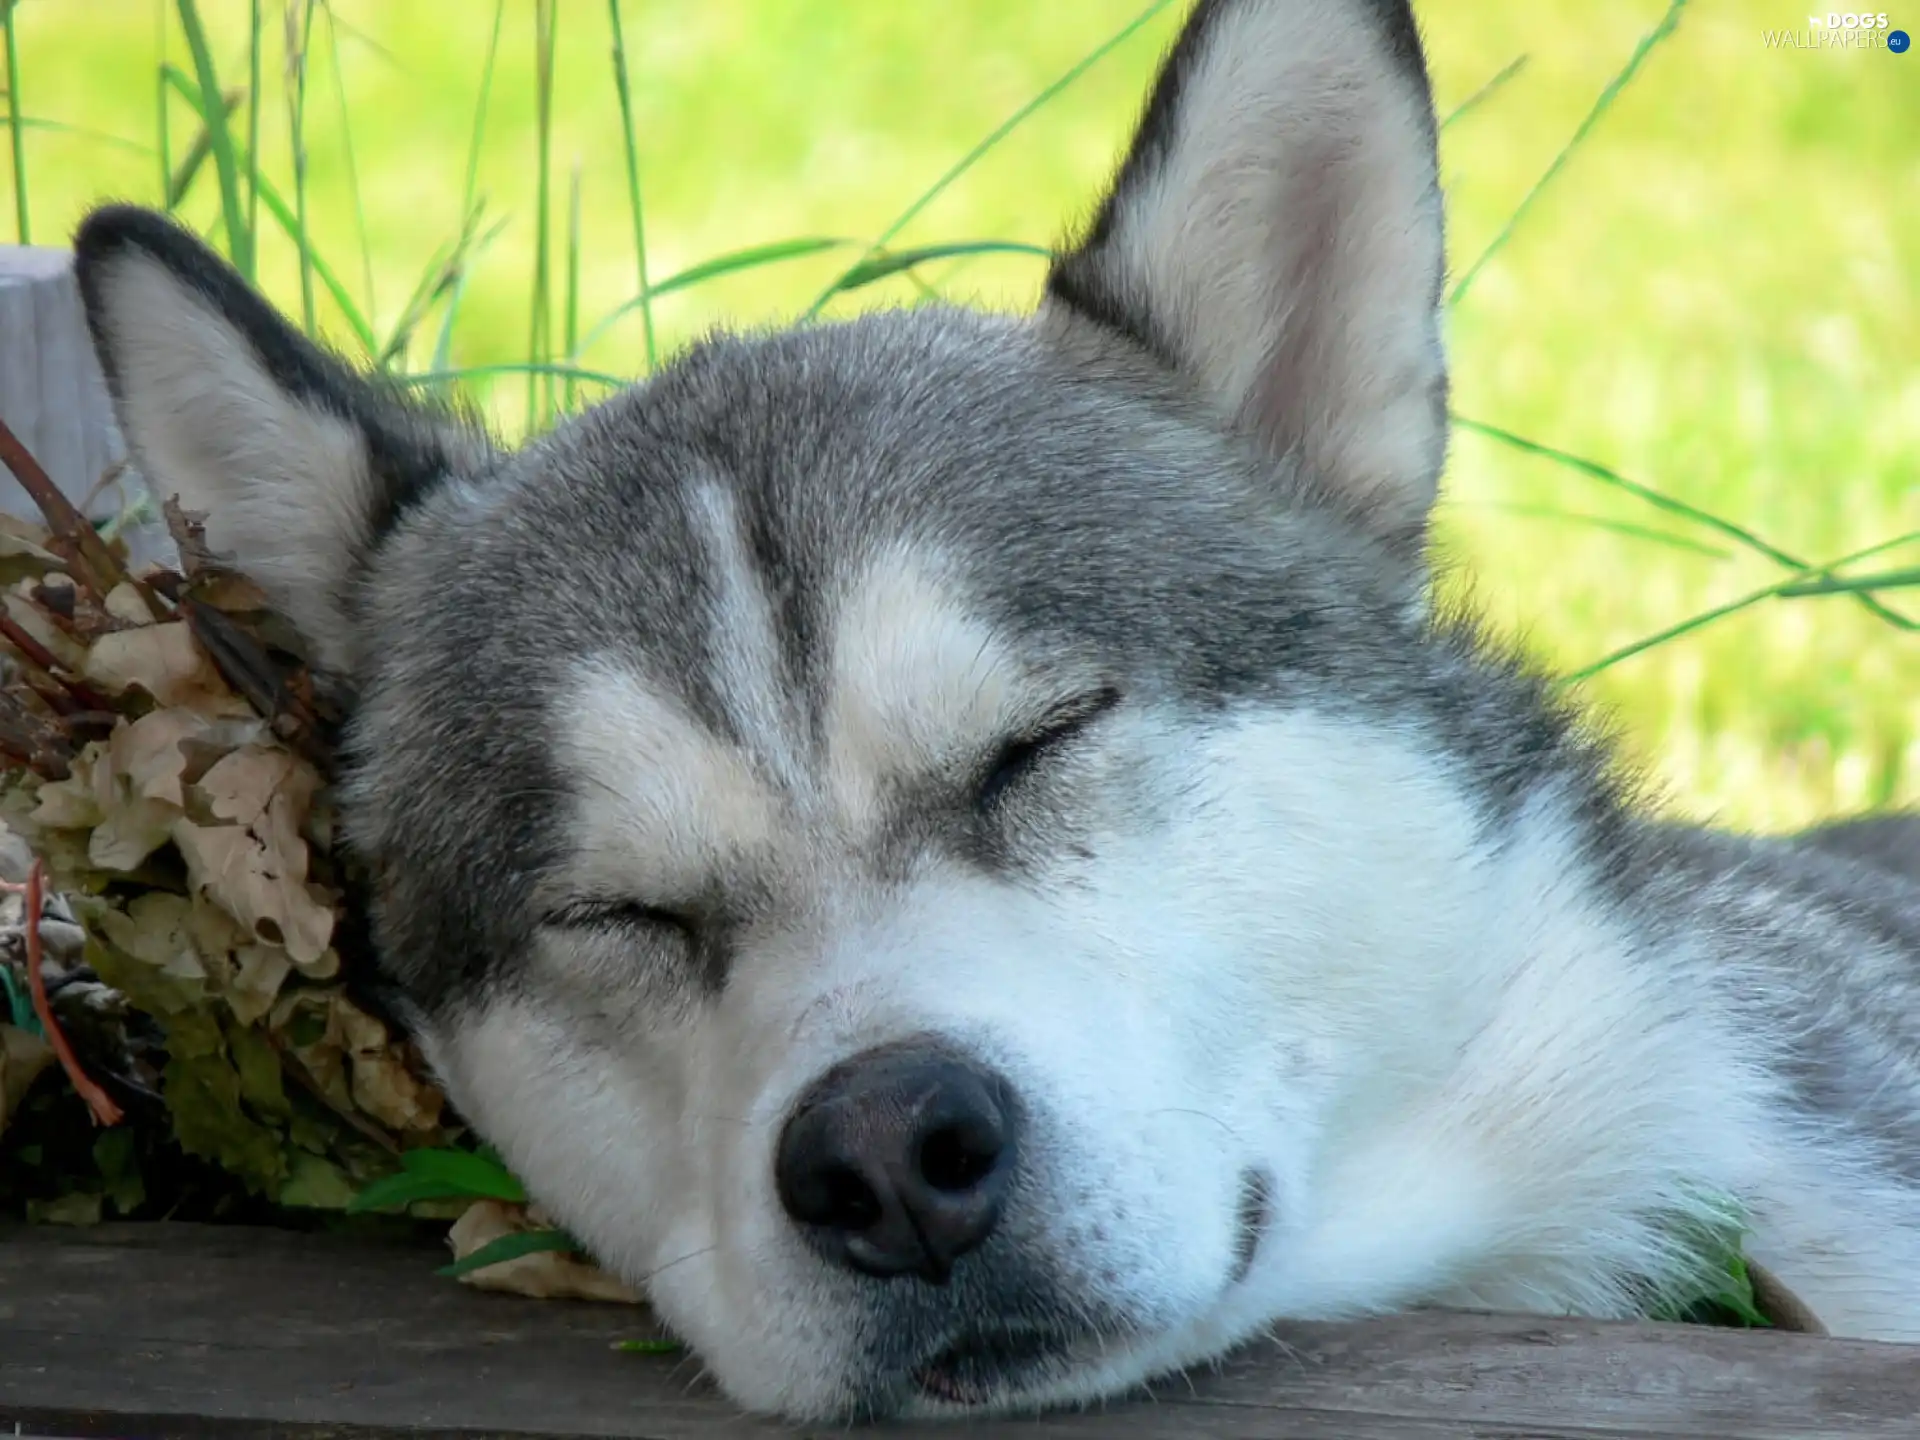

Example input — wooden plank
[0,246,171,566]
[0,1222,1916,1439]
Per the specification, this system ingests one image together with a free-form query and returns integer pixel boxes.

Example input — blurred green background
[5,0,1917,833]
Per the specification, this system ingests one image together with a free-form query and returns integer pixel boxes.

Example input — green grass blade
[174,0,251,276]
[457,0,503,218]
[431,0,507,387]
[394,1145,527,1201]
[3,0,28,244]
[344,1173,480,1213]
[347,1145,524,1213]
[802,0,1178,319]
[436,1228,578,1279]
[564,160,582,410]
[348,1147,528,1215]
[286,0,318,334]
[643,238,851,297]
[376,224,454,368]
[399,361,628,391]
[1563,530,1920,685]
[606,0,656,371]
[314,6,396,67]
[1439,54,1527,132]
[155,1,171,207]
[1463,500,1732,559]
[528,0,557,428]
[1450,0,1686,308]
[573,237,853,359]
[833,240,1053,294]
[0,114,152,156]
[1652,1253,1772,1329]
[1455,415,1787,555]
[376,203,506,371]
[321,2,376,328]
[251,168,376,351]
[615,1337,684,1355]
[159,64,374,352]
[247,0,261,275]
[161,68,241,208]
[1453,415,1916,630]
[1779,565,1920,597]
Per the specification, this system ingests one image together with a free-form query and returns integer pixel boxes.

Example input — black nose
[775,1039,1018,1284]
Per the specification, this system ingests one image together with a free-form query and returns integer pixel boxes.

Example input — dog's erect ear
[74,205,493,676]
[1045,0,1448,554]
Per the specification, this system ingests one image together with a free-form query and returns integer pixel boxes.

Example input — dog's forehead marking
[684,478,807,793]
[556,659,781,903]
[823,547,1024,825]
[550,549,1035,904]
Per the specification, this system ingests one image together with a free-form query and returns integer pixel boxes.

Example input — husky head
[73,0,1534,1419]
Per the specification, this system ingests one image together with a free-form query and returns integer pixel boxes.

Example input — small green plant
[1642,1197,1779,1330]
[347,1144,584,1278]
[345,1143,526,1210]
[615,1337,685,1355]
[1653,1248,1772,1330]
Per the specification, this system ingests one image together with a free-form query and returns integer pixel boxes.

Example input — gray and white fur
[70,0,1920,1421]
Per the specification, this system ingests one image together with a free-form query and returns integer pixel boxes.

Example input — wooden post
[0,245,172,567]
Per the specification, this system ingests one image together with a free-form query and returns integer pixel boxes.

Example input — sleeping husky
[71,0,1920,1420]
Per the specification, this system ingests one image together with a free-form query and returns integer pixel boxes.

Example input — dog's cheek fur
[940,704,1791,1413]
[1140,712,1786,1333]
[417,994,885,1421]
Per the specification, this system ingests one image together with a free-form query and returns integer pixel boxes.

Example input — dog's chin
[812,1172,1278,1421]
[905,1325,1102,1412]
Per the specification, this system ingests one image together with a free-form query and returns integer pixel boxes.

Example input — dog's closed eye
[542,898,699,944]
[974,687,1121,811]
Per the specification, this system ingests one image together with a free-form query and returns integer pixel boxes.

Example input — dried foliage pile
[0,419,641,1301]
[0,417,456,1224]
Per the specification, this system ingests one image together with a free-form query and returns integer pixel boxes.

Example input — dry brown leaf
[0,819,34,884]
[82,621,251,715]
[182,745,334,972]
[81,709,251,871]
[190,572,274,613]
[1747,1258,1829,1336]
[27,746,104,831]
[447,1200,643,1304]
[196,744,320,829]
[0,514,62,563]
[0,1023,55,1137]
[337,996,444,1133]
[108,708,264,808]
[96,893,208,989]
[171,813,334,967]
[228,943,295,1026]
[103,582,153,625]
[184,889,249,955]
[107,709,205,808]
[5,587,88,672]
[87,794,177,873]
[300,946,340,981]
[270,989,353,1111]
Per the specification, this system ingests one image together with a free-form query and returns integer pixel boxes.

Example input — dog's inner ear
[74,206,491,677]
[1044,0,1449,555]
